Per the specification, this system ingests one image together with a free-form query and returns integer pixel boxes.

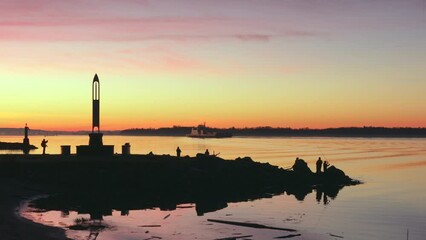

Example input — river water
[3,135,425,239]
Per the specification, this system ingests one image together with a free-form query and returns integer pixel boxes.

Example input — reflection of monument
[77,74,114,156]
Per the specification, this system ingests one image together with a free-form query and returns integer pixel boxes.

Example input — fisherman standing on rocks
[176,146,181,157]
[41,138,48,155]
[316,157,323,174]
[323,161,330,172]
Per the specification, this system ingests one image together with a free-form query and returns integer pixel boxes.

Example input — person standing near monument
[41,138,48,155]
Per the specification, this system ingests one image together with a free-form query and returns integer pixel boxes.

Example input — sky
[0,0,425,130]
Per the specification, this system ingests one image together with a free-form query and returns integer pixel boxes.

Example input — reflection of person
[205,149,210,155]
[41,138,48,155]
[323,194,329,205]
[316,189,323,203]
[316,157,323,174]
[176,146,181,157]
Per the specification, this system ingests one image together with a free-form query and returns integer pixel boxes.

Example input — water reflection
[68,216,107,240]
[29,184,345,232]
[314,186,341,205]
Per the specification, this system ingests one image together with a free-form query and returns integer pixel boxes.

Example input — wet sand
[0,179,70,240]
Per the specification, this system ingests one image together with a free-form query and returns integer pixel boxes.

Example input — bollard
[122,143,131,155]
[61,145,71,155]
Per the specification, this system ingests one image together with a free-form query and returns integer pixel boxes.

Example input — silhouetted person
[316,157,323,174]
[205,149,210,155]
[41,138,48,155]
[176,146,181,157]
[323,161,330,172]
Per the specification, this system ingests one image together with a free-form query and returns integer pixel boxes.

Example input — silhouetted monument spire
[77,74,114,156]
[93,74,100,133]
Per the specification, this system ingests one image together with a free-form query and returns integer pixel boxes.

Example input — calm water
[4,135,425,239]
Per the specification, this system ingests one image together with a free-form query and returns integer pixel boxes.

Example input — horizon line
[1,125,426,133]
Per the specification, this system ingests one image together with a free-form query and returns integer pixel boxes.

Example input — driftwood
[329,233,344,238]
[207,219,297,232]
[275,234,302,239]
[215,235,253,240]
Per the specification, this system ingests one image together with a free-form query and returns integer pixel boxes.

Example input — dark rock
[235,157,254,163]
[292,159,312,175]
[324,166,352,184]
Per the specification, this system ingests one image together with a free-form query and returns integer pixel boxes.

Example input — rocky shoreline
[0,153,360,240]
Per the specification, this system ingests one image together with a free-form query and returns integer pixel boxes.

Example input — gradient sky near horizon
[1,0,425,130]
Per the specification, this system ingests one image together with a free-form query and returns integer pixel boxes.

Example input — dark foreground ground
[0,179,71,240]
[0,153,359,240]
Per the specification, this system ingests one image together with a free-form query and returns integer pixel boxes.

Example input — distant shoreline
[2,126,426,138]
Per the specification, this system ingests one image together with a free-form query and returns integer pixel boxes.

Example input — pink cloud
[0,0,421,43]
[0,0,324,43]
[0,17,323,42]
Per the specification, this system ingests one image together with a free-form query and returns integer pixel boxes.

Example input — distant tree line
[2,126,426,137]
[121,126,426,138]
[121,126,192,136]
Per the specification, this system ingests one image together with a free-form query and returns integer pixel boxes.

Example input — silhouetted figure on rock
[323,161,330,172]
[205,149,210,156]
[316,157,323,174]
[41,138,48,155]
[176,147,181,157]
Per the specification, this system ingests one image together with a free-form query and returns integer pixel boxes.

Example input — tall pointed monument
[93,74,100,133]
[77,74,114,156]
[88,74,103,147]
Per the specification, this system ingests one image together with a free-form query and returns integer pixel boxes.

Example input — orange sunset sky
[1,0,425,131]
